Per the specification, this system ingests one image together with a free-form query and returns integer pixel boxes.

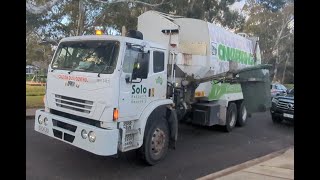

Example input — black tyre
[224,102,237,132]
[236,101,247,127]
[139,117,169,165]
[272,115,283,123]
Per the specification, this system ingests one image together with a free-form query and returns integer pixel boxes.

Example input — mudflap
[166,107,178,149]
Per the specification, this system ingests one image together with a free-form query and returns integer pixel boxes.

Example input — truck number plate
[38,125,49,134]
[283,113,293,118]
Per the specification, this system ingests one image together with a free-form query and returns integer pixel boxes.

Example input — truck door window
[153,51,164,73]
[123,47,149,73]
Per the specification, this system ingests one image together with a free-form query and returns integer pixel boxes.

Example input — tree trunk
[272,48,279,82]
[273,66,278,83]
[76,0,83,36]
[271,15,291,83]
[281,53,290,84]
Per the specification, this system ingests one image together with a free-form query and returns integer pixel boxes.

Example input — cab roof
[60,35,167,50]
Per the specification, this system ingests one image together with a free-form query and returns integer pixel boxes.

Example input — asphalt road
[26,112,294,180]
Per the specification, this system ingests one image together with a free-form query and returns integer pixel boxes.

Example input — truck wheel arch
[135,99,173,149]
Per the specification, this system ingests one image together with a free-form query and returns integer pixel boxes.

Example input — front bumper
[270,107,294,121]
[34,109,119,156]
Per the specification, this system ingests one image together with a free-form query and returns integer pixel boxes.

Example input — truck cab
[35,34,173,161]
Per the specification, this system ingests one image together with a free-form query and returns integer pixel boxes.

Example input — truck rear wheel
[236,101,247,127]
[224,102,237,132]
[139,117,169,165]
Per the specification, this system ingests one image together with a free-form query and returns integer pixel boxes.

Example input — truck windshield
[51,40,120,74]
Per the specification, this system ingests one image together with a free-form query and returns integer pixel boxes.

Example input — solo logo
[132,85,147,94]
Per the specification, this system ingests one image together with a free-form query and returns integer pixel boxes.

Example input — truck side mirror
[125,74,131,83]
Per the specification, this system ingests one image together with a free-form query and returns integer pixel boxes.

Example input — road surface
[26,112,293,180]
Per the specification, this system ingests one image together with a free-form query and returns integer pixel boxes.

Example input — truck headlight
[38,115,43,124]
[88,131,96,142]
[43,117,48,126]
[81,129,88,139]
[272,98,278,104]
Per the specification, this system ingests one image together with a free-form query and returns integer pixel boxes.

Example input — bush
[284,84,294,89]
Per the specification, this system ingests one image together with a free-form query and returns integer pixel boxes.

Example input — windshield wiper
[97,66,113,77]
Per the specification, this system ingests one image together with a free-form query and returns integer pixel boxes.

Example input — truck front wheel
[139,117,169,165]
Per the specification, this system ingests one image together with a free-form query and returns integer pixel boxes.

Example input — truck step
[122,145,139,152]
[125,129,139,135]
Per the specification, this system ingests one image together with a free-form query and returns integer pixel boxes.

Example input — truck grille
[50,109,101,128]
[277,100,294,111]
[54,94,93,114]
[52,119,77,132]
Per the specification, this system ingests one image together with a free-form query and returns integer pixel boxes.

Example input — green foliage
[26,33,53,66]
[257,0,286,12]
[27,0,246,39]
[26,0,247,71]
[154,0,245,30]
[284,84,294,89]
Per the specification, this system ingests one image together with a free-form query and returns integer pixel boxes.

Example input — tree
[26,0,248,75]
[95,0,166,7]
[26,32,54,70]
[243,0,294,83]
[27,0,60,14]
[257,0,286,12]
[152,0,245,30]
[27,0,246,38]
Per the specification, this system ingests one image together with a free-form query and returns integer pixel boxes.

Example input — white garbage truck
[34,11,271,165]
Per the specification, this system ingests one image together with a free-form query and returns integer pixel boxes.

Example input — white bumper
[34,109,119,156]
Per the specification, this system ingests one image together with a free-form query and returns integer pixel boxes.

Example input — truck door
[148,50,167,100]
[119,46,167,120]
[119,44,151,120]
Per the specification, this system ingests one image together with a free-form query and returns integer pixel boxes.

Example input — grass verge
[26,85,45,96]
[26,96,44,108]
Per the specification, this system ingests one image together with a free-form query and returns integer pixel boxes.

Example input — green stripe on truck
[208,82,242,100]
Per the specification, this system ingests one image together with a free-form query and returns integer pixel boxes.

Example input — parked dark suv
[270,88,294,123]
